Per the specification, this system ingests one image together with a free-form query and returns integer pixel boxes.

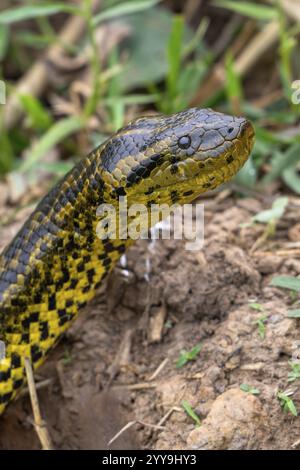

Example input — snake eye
[178,135,191,149]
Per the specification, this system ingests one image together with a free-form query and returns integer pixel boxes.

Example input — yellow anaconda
[0,107,254,414]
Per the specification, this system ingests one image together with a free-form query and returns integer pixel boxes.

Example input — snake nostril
[228,127,234,134]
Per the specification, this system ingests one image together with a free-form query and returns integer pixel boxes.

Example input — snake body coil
[0,108,254,414]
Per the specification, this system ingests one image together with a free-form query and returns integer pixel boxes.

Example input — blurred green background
[0,0,300,199]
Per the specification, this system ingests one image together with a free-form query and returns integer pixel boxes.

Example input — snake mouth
[240,120,255,153]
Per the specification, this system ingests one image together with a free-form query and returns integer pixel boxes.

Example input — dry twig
[191,21,279,105]
[24,357,53,450]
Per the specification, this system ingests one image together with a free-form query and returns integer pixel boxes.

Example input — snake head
[100,107,255,204]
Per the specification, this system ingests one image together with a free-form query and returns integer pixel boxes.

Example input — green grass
[182,400,201,427]
[270,276,300,293]
[288,362,300,383]
[176,342,202,369]
[253,315,268,340]
[240,384,260,395]
[214,1,278,21]
[249,302,265,312]
[277,391,298,417]
[0,0,299,197]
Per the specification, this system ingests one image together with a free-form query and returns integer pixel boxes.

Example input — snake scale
[0,108,254,415]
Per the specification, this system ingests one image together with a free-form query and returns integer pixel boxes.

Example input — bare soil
[1,187,300,450]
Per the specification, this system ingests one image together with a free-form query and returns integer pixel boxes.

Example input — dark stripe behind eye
[126,154,164,187]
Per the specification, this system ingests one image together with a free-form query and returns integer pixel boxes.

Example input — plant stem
[83,0,102,118]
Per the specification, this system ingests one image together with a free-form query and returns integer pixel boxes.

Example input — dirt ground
[0,185,300,450]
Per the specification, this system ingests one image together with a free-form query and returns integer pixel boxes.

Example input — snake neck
[0,148,128,330]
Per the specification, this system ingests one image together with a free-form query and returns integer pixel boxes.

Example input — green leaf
[19,94,53,131]
[287,309,300,318]
[119,6,194,92]
[253,315,267,340]
[225,52,243,104]
[240,384,260,395]
[0,3,80,24]
[214,1,277,20]
[15,31,54,49]
[249,303,264,312]
[93,0,161,26]
[0,129,14,174]
[252,196,288,224]
[175,59,209,109]
[270,275,300,292]
[264,141,300,184]
[182,400,201,427]
[166,15,184,101]
[176,343,202,368]
[286,399,298,417]
[0,79,5,105]
[256,126,285,146]
[278,8,296,102]
[288,362,300,382]
[19,116,84,173]
[277,391,298,417]
[107,47,124,131]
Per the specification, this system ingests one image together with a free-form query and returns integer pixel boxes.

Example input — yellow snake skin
[0,108,255,414]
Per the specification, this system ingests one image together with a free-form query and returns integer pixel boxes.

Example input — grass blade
[252,196,288,224]
[0,4,80,24]
[20,116,84,173]
[166,15,184,103]
[270,275,300,292]
[214,1,277,20]
[93,0,161,27]
[182,400,201,427]
[19,94,53,131]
